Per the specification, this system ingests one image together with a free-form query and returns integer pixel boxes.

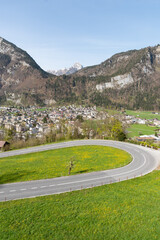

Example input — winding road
[0,140,159,202]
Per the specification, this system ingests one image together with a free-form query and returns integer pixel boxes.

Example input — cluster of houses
[0,105,159,147]
[48,105,97,122]
[0,105,98,140]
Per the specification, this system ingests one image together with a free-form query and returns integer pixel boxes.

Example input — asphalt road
[0,140,159,202]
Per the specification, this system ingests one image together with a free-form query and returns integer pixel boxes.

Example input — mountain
[0,37,55,105]
[48,63,83,76]
[0,36,160,110]
[67,46,160,110]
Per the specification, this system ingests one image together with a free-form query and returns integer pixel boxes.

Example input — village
[0,105,98,141]
[0,105,160,148]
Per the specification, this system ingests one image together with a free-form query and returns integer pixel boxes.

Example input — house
[16,124,22,133]
[0,141,10,151]
[137,119,146,124]
[136,135,160,142]
[5,123,12,130]
[136,136,155,142]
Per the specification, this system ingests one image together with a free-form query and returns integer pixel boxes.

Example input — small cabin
[0,141,10,151]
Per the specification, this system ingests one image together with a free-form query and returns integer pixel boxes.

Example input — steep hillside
[0,36,160,110]
[67,45,160,110]
[0,37,55,105]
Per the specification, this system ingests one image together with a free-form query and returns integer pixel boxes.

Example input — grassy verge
[0,171,160,239]
[127,124,158,138]
[0,146,131,184]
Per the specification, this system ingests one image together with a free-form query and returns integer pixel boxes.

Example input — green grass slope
[127,124,158,138]
[0,146,131,184]
[0,171,160,239]
[126,110,160,120]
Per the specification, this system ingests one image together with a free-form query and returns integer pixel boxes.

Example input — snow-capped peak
[72,62,83,70]
[48,62,83,76]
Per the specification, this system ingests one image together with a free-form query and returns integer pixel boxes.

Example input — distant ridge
[48,62,83,76]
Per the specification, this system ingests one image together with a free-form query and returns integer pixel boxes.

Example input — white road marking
[135,149,140,153]
[25,195,37,199]
[0,140,158,202]
[20,188,26,191]
[6,153,147,194]
[56,154,147,186]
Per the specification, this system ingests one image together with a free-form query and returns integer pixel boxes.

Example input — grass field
[0,171,160,240]
[127,124,158,138]
[0,146,131,184]
[36,107,47,112]
[126,110,160,120]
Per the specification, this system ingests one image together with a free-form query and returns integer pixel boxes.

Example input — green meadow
[0,171,160,240]
[126,110,160,120]
[127,124,158,138]
[0,145,131,184]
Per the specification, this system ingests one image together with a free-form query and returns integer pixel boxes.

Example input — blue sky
[1,0,160,70]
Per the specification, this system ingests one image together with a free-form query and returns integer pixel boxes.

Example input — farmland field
[126,110,160,120]
[0,145,131,184]
[127,124,158,138]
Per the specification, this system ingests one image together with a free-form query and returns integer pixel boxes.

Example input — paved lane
[0,140,159,202]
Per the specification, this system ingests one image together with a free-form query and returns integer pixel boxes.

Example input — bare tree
[67,157,76,175]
